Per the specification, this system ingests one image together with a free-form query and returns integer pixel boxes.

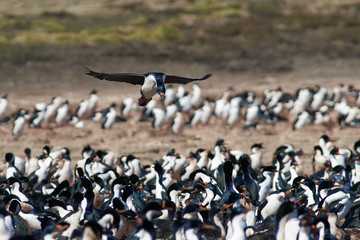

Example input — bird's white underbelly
[104,110,116,129]
[142,80,157,99]
[0,100,7,118]
[56,106,68,125]
[77,101,88,118]
[13,117,25,138]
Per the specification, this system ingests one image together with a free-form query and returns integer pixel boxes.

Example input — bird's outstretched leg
[138,90,152,106]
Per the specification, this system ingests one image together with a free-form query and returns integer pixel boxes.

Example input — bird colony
[1,83,360,140]
[1,75,360,240]
[1,135,360,239]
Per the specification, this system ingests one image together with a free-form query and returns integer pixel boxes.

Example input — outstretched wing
[85,67,145,85]
[165,73,212,84]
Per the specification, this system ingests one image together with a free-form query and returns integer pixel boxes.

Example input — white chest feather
[142,78,157,98]
[13,117,25,139]
[135,229,153,240]
[0,99,8,117]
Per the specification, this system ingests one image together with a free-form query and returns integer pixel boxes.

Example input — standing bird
[85,68,212,106]
[24,148,38,176]
[191,83,202,107]
[245,105,262,129]
[29,102,46,128]
[101,103,117,129]
[172,112,185,135]
[44,97,62,123]
[75,99,89,119]
[189,108,202,127]
[86,90,98,117]
[5,152,23,179]
[121,97,137,120]
[201,98,213,125]
[55,100,69,127]
[0,94,8,120]
[150,108,166,130]
[163,85,176,106]
[77,90,98,119]
[227,96,241,128]
[292,111,310,130]
[12,110,27,140]
[250,143,263,170]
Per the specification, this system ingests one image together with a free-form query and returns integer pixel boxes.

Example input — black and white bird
[250,143,263,170]
[5,152,23,179]
[226,96,242,128]
[24,148,38,176]
[258,166,276,203]
[75,99,89,119]
[12,109,28,140]
[101,103,117,129]
[178,92,193,112]
[85,68,212,106]
[292,111,310,130]
[76,90,99,120]
[200,98,213,125]
[163,85,177,106]
[245,105,262,129]
[189,108,202,127]
[225,207,248,240]
[311,86,327,111]
[151,108,166,130]
[215,88,232,118]
[55,100,69,127]
[171,112,185,135]
[121,97,137,120]
[291,88,312,118]
[29,102,46,128]
[44,97,62,123]
[191,83,202,107]
[165,104,179,124]
[86,90,98,117]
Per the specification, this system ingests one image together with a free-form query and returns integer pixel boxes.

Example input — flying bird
[85,67,212,106]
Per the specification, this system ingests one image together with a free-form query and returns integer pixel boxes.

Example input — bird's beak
[160,93,165,100]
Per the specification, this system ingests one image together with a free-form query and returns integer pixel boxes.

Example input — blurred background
[1,0,360,89]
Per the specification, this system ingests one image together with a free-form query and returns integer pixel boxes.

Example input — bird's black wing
[85,67,145,85]
[165,73,212,84]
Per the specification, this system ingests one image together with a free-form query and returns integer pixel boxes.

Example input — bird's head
[157,85,166,98]
[152,73,166,97]
[5,152,15,164]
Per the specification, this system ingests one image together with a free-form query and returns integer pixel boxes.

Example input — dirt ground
[1,56,360,176]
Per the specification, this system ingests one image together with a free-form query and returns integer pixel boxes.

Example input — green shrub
[152,25,182,41]
[33,20,65,33]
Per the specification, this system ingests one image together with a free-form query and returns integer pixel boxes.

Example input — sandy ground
[1,57,360,176]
